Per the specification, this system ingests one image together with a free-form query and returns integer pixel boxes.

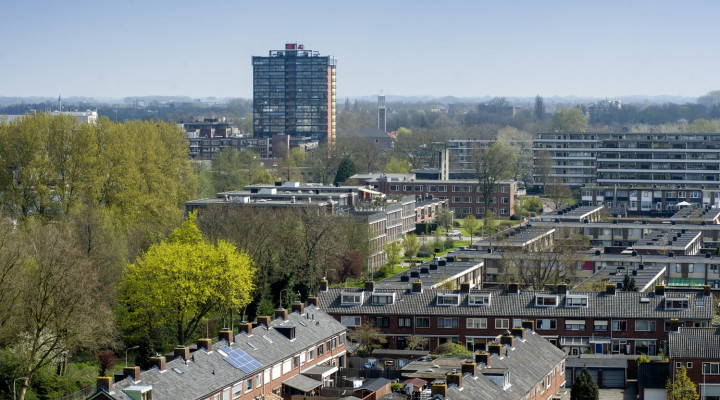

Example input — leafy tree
[384,157,412,173]
[687,118,717,133]
[120,212,255,346]
[384,240,402,269]
[97,350,117,377]
[333,251,363,283]
[406,335,429,351]
[572,367,599,400]
[666,366,698,400]
[435,208,454,233]
[402,234,421,262]
[534,95,546,121]
[432,343,473,357]
[350,323,387,357]
[463,215,481,245]
[472,141,516,215]
[551,108,588,132]
[334,158,357,185]
[310,143,339,185]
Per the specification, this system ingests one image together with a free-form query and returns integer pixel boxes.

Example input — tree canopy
[551,108,588,132]
[571,367,599,400]
[666,366,699,400]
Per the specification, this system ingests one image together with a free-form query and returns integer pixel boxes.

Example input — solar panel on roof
[221,345,262,372]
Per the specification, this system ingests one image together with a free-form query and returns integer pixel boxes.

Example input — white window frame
[467,318,487,329]
[341,292,363,305]
[495,318,510,329]
[566,295,588,307]
[340,316,362,327]
[535,294,558,307]
[437,294,460,306]
[468,294,491,306]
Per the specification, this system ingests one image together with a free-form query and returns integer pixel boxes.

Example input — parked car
[446,229,461,236]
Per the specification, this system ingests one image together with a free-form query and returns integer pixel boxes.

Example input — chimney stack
[489,343,502,356]
[319,279,329,292]
[460,282,471,293]
[508,282,520,294]
[500,332,514,348]
[475,352,490,366]
[431,383,447,398]
[96,376,113,393]
[257,315,272,328]
[412,281,423,293]
[275,308,288,321]
[197,338,212,352]
[704,285,712,297]
[219,329,233,344]
[307,297,319,307]
[670,318,680,332]
[291,301,305,315]
[521,320,534,331]
[365,281,375,292]
[557,283,568,294]
[461,362,477,377]
[655,285,665,296]
[239,322,253,336]
[511,327,525,340]
[446,372,462,388]
[122,366,140,382]
[606,283,616,296]
[150,356,166,371]
[174,346,190,362]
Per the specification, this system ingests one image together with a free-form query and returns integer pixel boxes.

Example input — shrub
[444,238,454,248]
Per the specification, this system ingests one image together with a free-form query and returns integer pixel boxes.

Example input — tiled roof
[669,327,720,359]
[317,288,713,320]
[109,306,345,400]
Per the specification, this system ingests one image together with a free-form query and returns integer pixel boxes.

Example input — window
[415,185,423,192]
[339,333,345,345]
[398,317,412,328]
[438,185,447,192]
[665,298,689,309]
[703,362,720,375]
[495,319,510,329]
[566,295,588,307]
[501,197,509,204]
[416,317,430,328]
[501,208,508,215]
[546,375,551,389]
[594,320,609,331]
[340,316,361,327]
[341,292,363,305]
[452,186,462,192]
[612,320,627,331]
[390,185,399,191]
[468,294,491,306]
[437,294,460,306]
[635,320,656,332]
[317,344,325,356]
[428,185,437,192]
[565,320,586,331]
[535,295,558,307]
[371,294,394,305]
[467,318,487,329]
[256,374,262,388]
[688,362,693,369]
[332,337,337,349]
[438,318,459,328]
[293,356,300,369]
[233,382,242,398]
[307,348,314,361]
[371,317,389,328]
[536,319,557,330]
[246,379,253,392]
[404,185,412,192]
[502,186,509,193]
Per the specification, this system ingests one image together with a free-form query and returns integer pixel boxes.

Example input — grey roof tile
[669,327,720,359]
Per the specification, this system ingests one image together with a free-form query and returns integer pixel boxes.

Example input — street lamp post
[125,345,139,367]
[14,377,28,400]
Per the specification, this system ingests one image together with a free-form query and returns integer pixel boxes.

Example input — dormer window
[535,294,558,307]
[341,292,363,305]
[469,293,491,306]
[665,297,689,310]
[566,295,588,307]
[371,293,395,305]
[437,294,460,306]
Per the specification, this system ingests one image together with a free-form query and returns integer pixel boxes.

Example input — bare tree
[544,178,574,210]
[472,141,516,215]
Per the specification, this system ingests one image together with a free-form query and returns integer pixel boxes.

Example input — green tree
[551,108,588,132]
[120,212,255,346]
[406,335,429,351]
[350,323,387,357]
[435,208,454,233]
[463,215,481,244]
[687,118,717,133]
[571,367,599,400]
[534,95,546,121]
[384,157,412,173]
[472,141,516,215]
[334,158,357,185]
[432,343,473,357]
[384,240,402,269]
[666,366,699,400]
[402,234,421,262]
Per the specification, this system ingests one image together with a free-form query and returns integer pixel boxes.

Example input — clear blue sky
[1,0,719,100]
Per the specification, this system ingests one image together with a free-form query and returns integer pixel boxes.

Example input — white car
[446,229,461,236]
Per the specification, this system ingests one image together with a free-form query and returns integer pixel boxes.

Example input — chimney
[446,372,462,388]
[460,282,471,293]
[291,301,305,315]
[275,308,288,321]
[605,283,616,296]
[431,383,447,398]
[511,327,525,340]
[489,343,503,356]
[219,329,233,344]
[96,376,113,393]
[257,315,272,328]
[122,366,140,382]
[174,346,190,362]
[461,362,477,377]
[364,280,376,292]
[307,296,319,307]
[239,322,253,336]
[197,338,212,352]
[655,285,665,296]
[500,332,514,348]
[508,282,520,294]
[670,318,680,332]
[319,279,329,292]
[475,352,490,366]
[150,356,166,371]
[704,285,712,297]
[557,283,568,294]
[412,281,423,293]
[521,320,534,331]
